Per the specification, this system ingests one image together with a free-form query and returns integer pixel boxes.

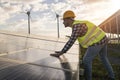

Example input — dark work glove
[50,51,64,57]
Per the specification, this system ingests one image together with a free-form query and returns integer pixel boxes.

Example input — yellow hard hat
[63,10,76,19]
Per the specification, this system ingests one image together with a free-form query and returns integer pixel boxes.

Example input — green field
[80,44,120,80]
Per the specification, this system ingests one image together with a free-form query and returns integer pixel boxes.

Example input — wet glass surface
[0,32,79,80]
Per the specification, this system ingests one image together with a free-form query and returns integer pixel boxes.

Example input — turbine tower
[26,10,31,34]
[21,4,33,34]
[55,12,60,38]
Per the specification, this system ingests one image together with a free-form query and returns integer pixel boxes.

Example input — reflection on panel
[0,31,79,80]
[0,60,66,80]
[0,32,78,54]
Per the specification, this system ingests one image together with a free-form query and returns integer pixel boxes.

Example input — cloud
[0,7,10,24]
[0,0,119,37]
[73,0,118,25]
[83,0,109,4]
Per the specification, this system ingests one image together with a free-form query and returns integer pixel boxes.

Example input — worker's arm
[60,23,87,54]
[50,23,87,57]
[60,26,80,53]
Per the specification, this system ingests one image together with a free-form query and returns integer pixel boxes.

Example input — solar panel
[0,31,79,80]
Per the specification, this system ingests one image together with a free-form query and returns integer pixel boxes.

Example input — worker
[50,10,115,80]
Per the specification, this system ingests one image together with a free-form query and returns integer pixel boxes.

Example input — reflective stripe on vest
[72,20,105,48]
[81,28,102,47]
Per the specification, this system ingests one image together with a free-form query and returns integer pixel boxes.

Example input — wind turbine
[50,6,61,38]
[21,4,33,34]
[55,12,60,38]
[26,10,31,34]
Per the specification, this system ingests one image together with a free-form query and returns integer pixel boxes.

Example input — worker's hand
[55,51,63,54]
[50,51,64,57]
[50,53,60,57]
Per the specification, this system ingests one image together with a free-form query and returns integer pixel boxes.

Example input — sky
[0,0,120,38]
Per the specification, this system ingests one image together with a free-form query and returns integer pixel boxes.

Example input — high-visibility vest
[72,20,105,48]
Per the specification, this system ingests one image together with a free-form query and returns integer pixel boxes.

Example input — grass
[108,44,120,58]
[80,44,120,80]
